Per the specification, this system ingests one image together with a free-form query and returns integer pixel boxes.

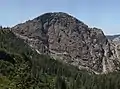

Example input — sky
[0,0,120,35]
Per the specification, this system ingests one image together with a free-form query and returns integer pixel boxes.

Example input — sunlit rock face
[12,12,120,74]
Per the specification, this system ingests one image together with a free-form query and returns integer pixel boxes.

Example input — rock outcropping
[12,12,120,74]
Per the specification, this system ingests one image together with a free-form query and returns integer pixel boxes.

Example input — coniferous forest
[0,29,120,89]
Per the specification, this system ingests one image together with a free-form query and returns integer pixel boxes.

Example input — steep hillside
[12,12,120,74]
[0,13,120,89]
[1,28,120,89]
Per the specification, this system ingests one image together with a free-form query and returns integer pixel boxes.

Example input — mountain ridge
[11,12,120,74]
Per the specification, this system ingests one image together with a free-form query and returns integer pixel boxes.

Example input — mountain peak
[33,12,87,27]
[12,12,120,74]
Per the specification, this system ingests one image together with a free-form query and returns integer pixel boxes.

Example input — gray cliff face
[12,12,120,74]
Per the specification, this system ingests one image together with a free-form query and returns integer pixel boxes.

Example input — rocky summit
[12,12,120,74]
